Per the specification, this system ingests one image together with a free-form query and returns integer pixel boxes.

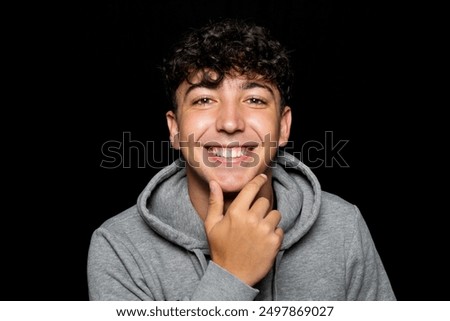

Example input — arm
[87,228,155,300]
[189,261,259,300]
[345,206,396,300]
[88,227,259,301]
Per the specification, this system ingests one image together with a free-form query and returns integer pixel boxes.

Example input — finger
[275,227,284,239]
[205,180,224,232]
[229,174,268,211]
[249,196,271,218]
[264,210,282,229]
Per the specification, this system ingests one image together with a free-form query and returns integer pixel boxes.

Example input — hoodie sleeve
[87,228,155,300]
[188,261,259,300]
[345,206,396,300]
[88,228,259,301]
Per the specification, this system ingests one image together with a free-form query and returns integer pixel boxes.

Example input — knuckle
[267,237,276,248]
[267,235,281,248]
[227,207,239,218]
[277,230,284,241]
[259,221,273,234]
[269,210,281,220]
[246,215,258,226]
[276,229,284,242]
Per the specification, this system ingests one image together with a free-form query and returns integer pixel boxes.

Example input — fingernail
[260,173,267,179]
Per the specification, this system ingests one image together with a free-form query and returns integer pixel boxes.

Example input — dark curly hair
[162,19,293,110]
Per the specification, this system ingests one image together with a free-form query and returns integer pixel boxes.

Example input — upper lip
[202,142,259,148]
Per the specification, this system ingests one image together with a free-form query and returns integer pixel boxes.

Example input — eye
[193,97,214,105]
[245,97,267,105]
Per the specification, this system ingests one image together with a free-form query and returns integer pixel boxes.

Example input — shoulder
[316,191,361,233]
[320,191,356,215]
[93,206,153,245]
[100,206,141,230]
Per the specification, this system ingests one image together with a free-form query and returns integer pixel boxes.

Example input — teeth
[208,147,254,158]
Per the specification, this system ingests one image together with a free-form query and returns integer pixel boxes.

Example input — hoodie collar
[138,152,321,252]
[274,151,322,249]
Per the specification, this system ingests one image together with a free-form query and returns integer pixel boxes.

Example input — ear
[278,106,292,147]
[166,110,180,150]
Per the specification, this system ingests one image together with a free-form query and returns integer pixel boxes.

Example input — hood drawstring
[272,250,285,300]
[193,249,208,275]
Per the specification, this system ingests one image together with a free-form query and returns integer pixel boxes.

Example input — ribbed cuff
[190,262,259,301]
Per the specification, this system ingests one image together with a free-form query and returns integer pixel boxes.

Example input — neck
[187,170,274,221]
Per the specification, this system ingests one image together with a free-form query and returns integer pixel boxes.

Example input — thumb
[205,180,224,233]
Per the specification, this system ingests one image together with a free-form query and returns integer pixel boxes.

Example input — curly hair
[162,19,293,109]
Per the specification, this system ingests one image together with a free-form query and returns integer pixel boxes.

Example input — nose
[215,102,245,134]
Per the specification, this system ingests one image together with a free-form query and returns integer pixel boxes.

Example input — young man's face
[166,72,291,193]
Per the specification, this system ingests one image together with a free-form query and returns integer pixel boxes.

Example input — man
[88,19,395,300]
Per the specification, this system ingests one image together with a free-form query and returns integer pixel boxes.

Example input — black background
[4,0,447,300]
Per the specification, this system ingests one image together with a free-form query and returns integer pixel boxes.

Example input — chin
[210,171,257,193]
[217,181,247,194]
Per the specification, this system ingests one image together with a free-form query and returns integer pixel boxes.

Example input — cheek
[246,113,280,138]
[178,113,214,139]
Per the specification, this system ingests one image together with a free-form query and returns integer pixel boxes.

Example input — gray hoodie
[87,152,395,300]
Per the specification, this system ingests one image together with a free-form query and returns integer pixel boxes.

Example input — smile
[207,146,256,158]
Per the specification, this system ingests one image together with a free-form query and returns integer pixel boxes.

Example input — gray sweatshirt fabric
[87,152,395,300]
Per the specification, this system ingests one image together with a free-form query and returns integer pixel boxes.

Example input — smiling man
[167,71,291,211]
[88,19,395,300]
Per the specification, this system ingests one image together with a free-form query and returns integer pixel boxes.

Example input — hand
[204,174,284,286]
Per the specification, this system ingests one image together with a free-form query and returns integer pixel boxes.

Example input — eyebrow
[184,83,205,98]
[184,81,275,99]
[240,81,275,98]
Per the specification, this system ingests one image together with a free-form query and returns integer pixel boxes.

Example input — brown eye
[246,97,266,105]
[194,97,213,105]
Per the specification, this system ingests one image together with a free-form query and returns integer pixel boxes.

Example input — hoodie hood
[138,151,321,253]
